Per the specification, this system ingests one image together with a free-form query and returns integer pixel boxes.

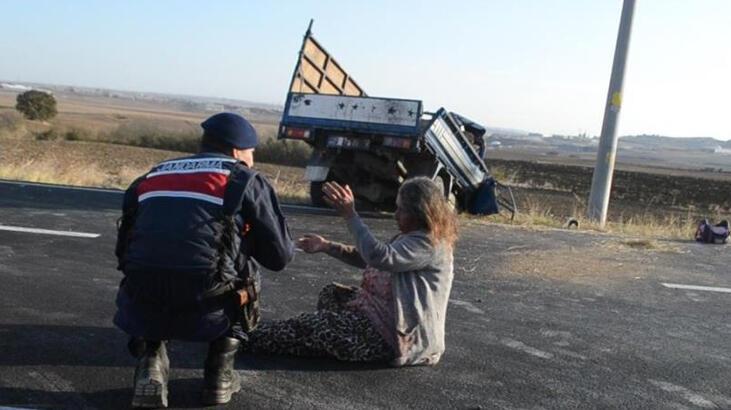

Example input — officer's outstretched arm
[243,175,295,271]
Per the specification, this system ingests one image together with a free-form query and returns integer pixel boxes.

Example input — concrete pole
[587,0,636,227]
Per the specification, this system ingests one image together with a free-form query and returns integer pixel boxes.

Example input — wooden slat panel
[290,77,316,93]
[290,77,304,92]
[301,58,323,88]
[325,61,346,90]
[288,30,366,96]
[303,38,328,67]
[319,78,340,95]
[343,79,363,96]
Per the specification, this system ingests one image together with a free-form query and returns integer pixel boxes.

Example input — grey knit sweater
[345,215,455,366]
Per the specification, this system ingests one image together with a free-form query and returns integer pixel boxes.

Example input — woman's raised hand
[322,181,356,218]
[297,234,330,253]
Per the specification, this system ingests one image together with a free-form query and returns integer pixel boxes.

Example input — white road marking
[501,338,554,360]
[0,225,100,238]
[553,348,587,360]
[661,283,731,294]
[0,407,41,410]
[449,299,485,314]
[649,379,719,409]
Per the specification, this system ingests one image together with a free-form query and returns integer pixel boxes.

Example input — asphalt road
[1,180,730,409]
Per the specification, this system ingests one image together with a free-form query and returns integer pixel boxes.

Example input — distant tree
[15,90,57,121]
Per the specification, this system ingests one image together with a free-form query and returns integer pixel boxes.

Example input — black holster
[201,269,260,333]
[239,273,260,332]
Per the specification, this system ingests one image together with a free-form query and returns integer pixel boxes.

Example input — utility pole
[587,0,636,227]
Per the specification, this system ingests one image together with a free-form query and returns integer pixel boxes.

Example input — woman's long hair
[397,177,458,248]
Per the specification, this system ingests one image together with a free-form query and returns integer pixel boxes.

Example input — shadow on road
[238,354,392,372]
[1,323,392,409]
[0,324,133,368]
[0,378,214,410]
[1,323,391,371]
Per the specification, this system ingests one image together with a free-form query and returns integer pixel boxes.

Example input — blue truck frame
[277,22,516,217]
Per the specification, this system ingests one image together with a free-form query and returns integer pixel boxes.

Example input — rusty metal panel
[289,28,365,97]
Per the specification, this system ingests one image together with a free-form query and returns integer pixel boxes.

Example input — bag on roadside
[695,219,729,244]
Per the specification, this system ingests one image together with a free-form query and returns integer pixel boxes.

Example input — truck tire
[310,181,328,207]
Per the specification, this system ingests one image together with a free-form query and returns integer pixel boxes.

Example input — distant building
[204,103,225,112]
[0,82,32,91]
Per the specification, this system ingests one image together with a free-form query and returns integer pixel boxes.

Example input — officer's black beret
[201,112,258,149]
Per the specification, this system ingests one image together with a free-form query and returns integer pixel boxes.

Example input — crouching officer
[113,112,295,408]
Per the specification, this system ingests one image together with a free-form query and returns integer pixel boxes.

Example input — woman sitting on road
[244,177,457,366]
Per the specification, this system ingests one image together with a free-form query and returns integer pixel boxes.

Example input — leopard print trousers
[246,284,394,362]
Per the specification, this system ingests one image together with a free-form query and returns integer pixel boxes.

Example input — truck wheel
[309,181,328,207]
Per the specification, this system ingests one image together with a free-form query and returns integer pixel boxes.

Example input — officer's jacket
[113,152,295,341]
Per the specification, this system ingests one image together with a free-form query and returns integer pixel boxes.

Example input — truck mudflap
[305,166,330,182]
[304,150,333,182]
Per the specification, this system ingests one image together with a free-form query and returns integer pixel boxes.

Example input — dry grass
[0,90,293,162]
[0,167,311,204]
[471,198,704,241]
[0,153,707,242]
[604,213,699,240]
[0,113,307,167]
[0,143,312,202]
[0,154,701,241]
[475,196,579,230]
[0,159,130,188]
[268,170,309,204]
[0,157,312,203]
[0,92,721,240]
[0,137,709,242]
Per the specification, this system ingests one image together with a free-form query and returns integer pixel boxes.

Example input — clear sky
[1,0,728,139]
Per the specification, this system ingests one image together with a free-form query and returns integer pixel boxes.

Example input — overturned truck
[278,23,515,217]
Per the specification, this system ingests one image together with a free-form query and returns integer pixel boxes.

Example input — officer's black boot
[201,337,242,405]
[131,340,170,408]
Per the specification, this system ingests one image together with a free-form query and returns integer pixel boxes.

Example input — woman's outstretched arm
[324,241,368,269]
[297,234,367,268]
